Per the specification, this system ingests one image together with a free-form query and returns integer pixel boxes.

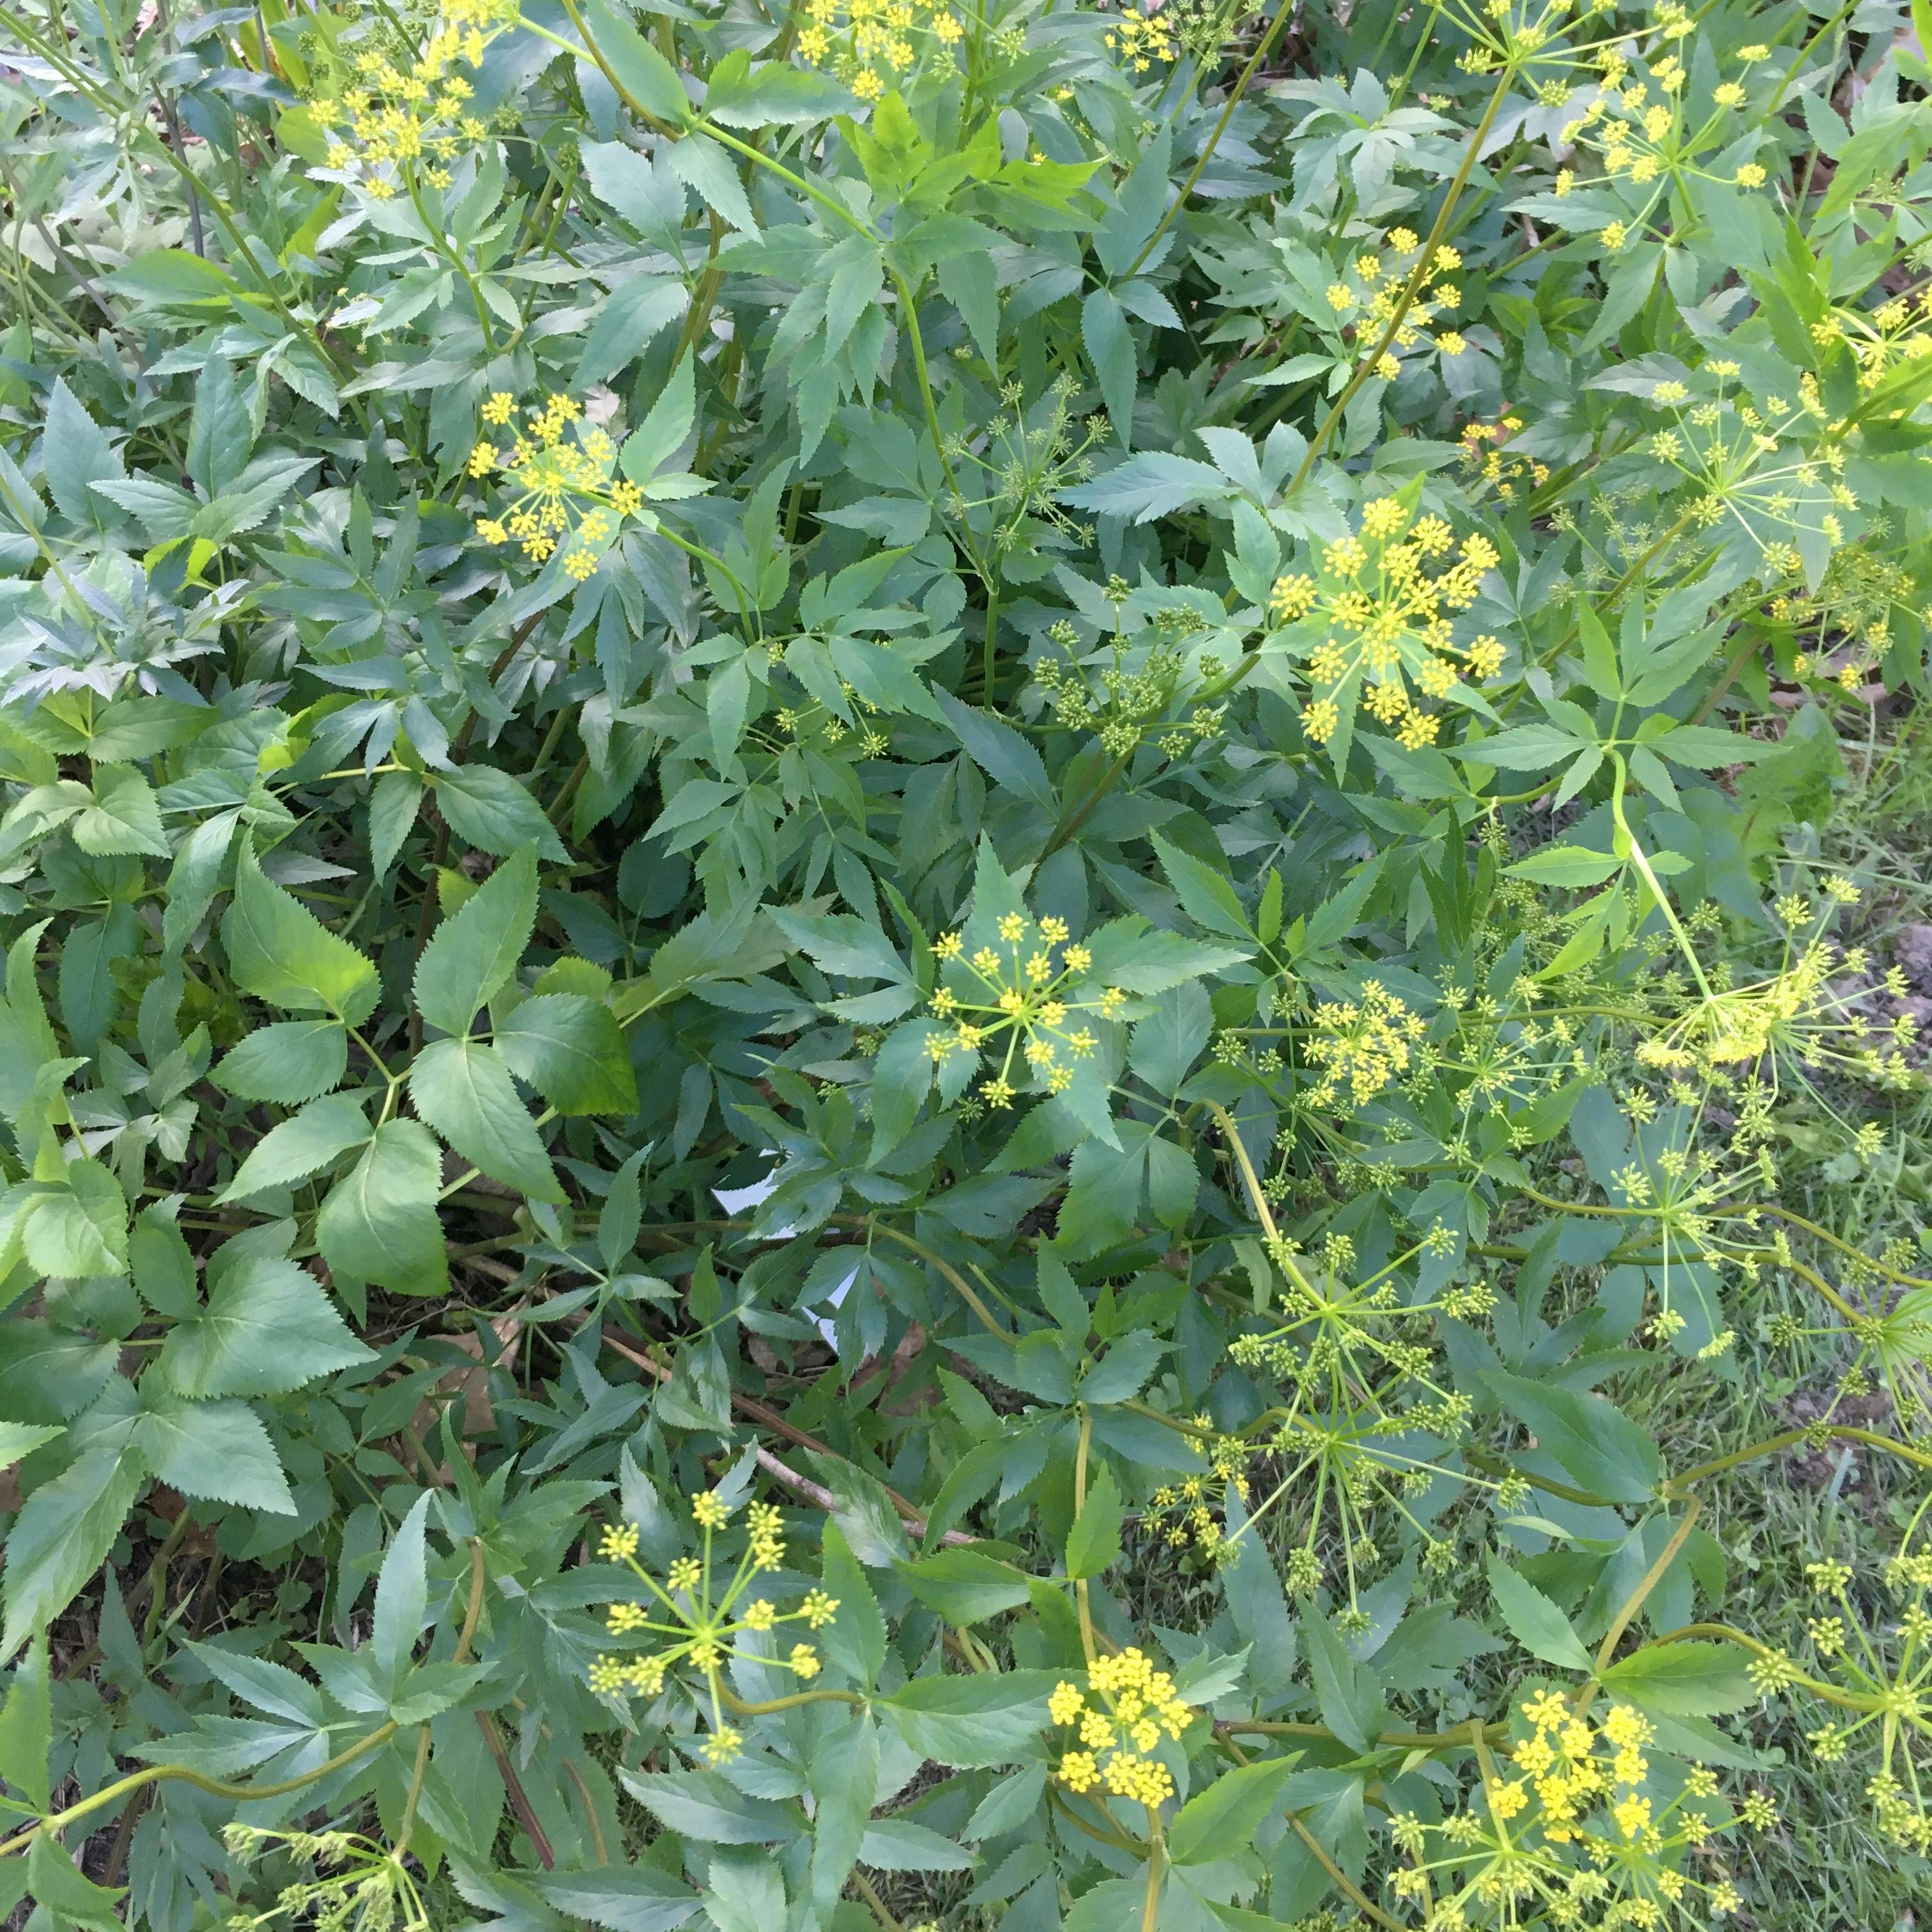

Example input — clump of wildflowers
[220,1827,429,1932]
[1146,1431,1253,1564]
[1775,1544,1932,1853]
[1049,1648,1195,1811]
[794,0,965,96]
[309,0,516,195]
[470,392,645,576]
[1314,228,1474,380]
[1459,413,1549,505]
[1101,5,1175,72]
[924,911,1122,1107]
[1637,885,1916,1098]
[588,1498,836,1765]
[1269,496,1503,753]
[1032,612,1225,759]
[1302,980,1431,1110]
[1224,1225,1494,1610]
[1389,1694,1768,1927]
[1626,365,1857,564]
[1557,38,1774,218]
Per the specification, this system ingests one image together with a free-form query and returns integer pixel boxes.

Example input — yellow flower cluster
[1445,0,1623,77]
[587,1496,837,1764]
[1768,540,1913,684]
[1319,228,1468,378]
[1503,1694,1664,1841]
[1147,1438,1251,1561]
[1219,1221,1486,1615]
[1269,496,1503,749]
[1390,1691,1769,1926]
[1303,980,1429,1110]
[1104,8,1174,71]
[795,0,963,100]
[1554,40,1767,221]
[309,0,516,195]
[1639,926,1916,1097]
[222,1825,431,1932]
[471,392,647,577]
[1788,1546,1932,1852]
[1459,413,1549,505]
[1050,1649,1193,1811]
[924,912,1122,1107]
[1819,287,1932,394]
[1634,364,1856,560]
[1409,986,1592,1158]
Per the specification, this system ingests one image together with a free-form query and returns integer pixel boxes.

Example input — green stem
[1075,1406,1096,1665]
[1285,1811,1404,1930]
[1284,64,1513,501]
[1123,0,1301,280]
[404,164,498,353]
[1590,1499,1699,1679]
[716,1682,865,1713]
[857,1218,1009,1337]
[1669,1425,1932,1491]
[0,1724,397,1859]
[1140,1823,1165,1932]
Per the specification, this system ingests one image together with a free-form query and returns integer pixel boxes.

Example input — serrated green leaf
[133,1392,295,1514]
[1486,1552,1593,1673]
[1,1446,146,1660]
[223,841,379,1022]
[157,1251,372,1398]
[493,993,637,1114]
[415,846,538,1037]
[217,1091,372,1202]
[72,766,169,858]
[315,1118,448,1296]
[410,1038,564,1200]
[1168,1757,1296,1865]
[878,1669,1057,1767]
[213,1020,349,1105]
[1064,1462,1122,1579]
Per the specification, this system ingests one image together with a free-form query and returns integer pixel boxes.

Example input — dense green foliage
[2,0,1932,1922]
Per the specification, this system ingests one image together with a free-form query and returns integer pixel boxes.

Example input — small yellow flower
[1049,1681,1086,1726]
[1487,1779,1529,1820]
